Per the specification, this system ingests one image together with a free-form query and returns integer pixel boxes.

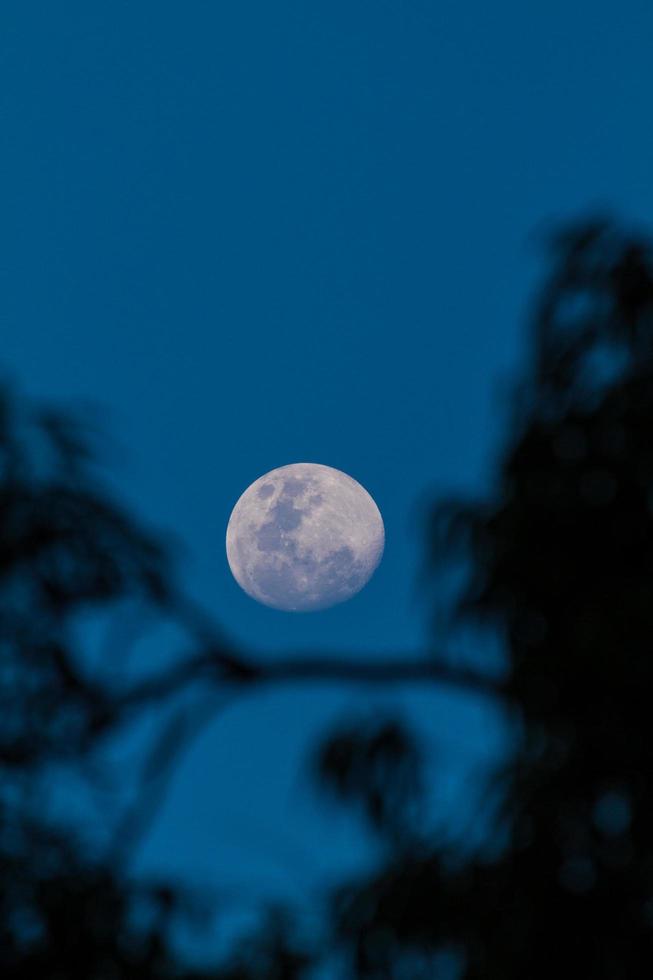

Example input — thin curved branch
[107,691,237,863]
[256,656,505,696]
[116,648,506,712]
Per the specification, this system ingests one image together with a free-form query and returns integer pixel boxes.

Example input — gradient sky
[2,0,653,959]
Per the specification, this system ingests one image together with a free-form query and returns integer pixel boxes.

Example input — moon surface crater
[226,463,384,611]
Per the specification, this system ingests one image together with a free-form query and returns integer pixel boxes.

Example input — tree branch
[116,647,506,712]
[256,655,504,696]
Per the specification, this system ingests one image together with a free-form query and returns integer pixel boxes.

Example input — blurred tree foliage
[0,393,309,977]
[317,217,653,978]
[2,216,653,978]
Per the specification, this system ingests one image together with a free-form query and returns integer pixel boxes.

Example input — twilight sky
[2,0,653,956]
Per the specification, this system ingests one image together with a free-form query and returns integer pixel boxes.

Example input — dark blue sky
[3,0,653,956]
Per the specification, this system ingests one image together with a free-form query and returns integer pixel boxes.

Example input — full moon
[226,462,384,611]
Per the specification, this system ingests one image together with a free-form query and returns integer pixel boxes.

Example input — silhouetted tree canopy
[2,215,653,978]
[319,217,653,978]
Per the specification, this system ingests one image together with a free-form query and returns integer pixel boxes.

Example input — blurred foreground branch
[117,647,505,709]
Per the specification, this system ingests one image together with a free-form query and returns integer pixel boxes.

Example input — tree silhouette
[2,215,653,977]
[315,217,653,978]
